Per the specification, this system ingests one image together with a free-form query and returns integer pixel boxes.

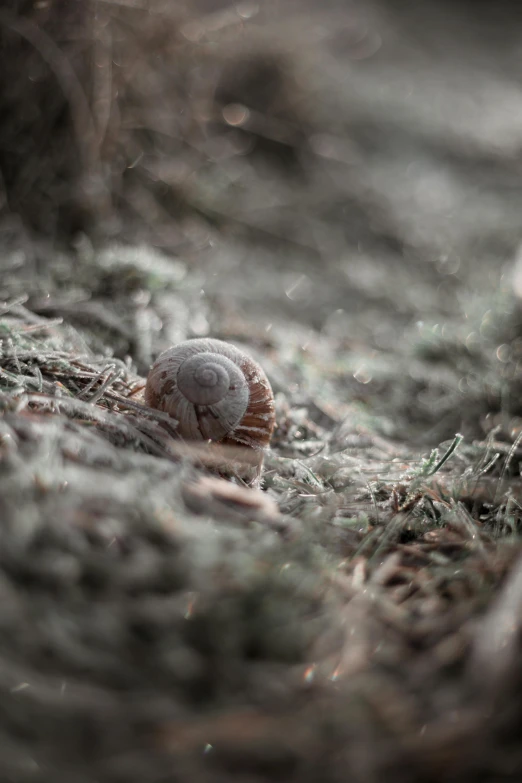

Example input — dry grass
[1,245,522,780]
[2,1,522,781]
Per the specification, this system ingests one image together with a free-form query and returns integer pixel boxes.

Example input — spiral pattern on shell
[144,338,275,450]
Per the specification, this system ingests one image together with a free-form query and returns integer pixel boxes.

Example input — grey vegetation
[1,1,522,781]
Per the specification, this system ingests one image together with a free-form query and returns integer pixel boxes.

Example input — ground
[1,1,522,781]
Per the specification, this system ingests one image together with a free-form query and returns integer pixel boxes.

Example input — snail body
[144,338,275,461]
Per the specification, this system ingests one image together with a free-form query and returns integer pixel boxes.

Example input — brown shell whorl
[144,338,275,451]
[221,351,275,451]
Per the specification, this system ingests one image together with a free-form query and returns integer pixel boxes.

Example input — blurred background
[2,0,522,434]
[3,4,522,782]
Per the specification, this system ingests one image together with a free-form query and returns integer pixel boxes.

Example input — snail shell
[144,338,275,452]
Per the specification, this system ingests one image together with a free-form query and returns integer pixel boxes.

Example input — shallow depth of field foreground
[1,1,522,781]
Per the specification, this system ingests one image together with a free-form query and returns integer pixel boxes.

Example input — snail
[144,338,275,481]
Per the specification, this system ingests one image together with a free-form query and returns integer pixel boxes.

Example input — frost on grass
[2,0,522,779]
[1,240,522,782]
